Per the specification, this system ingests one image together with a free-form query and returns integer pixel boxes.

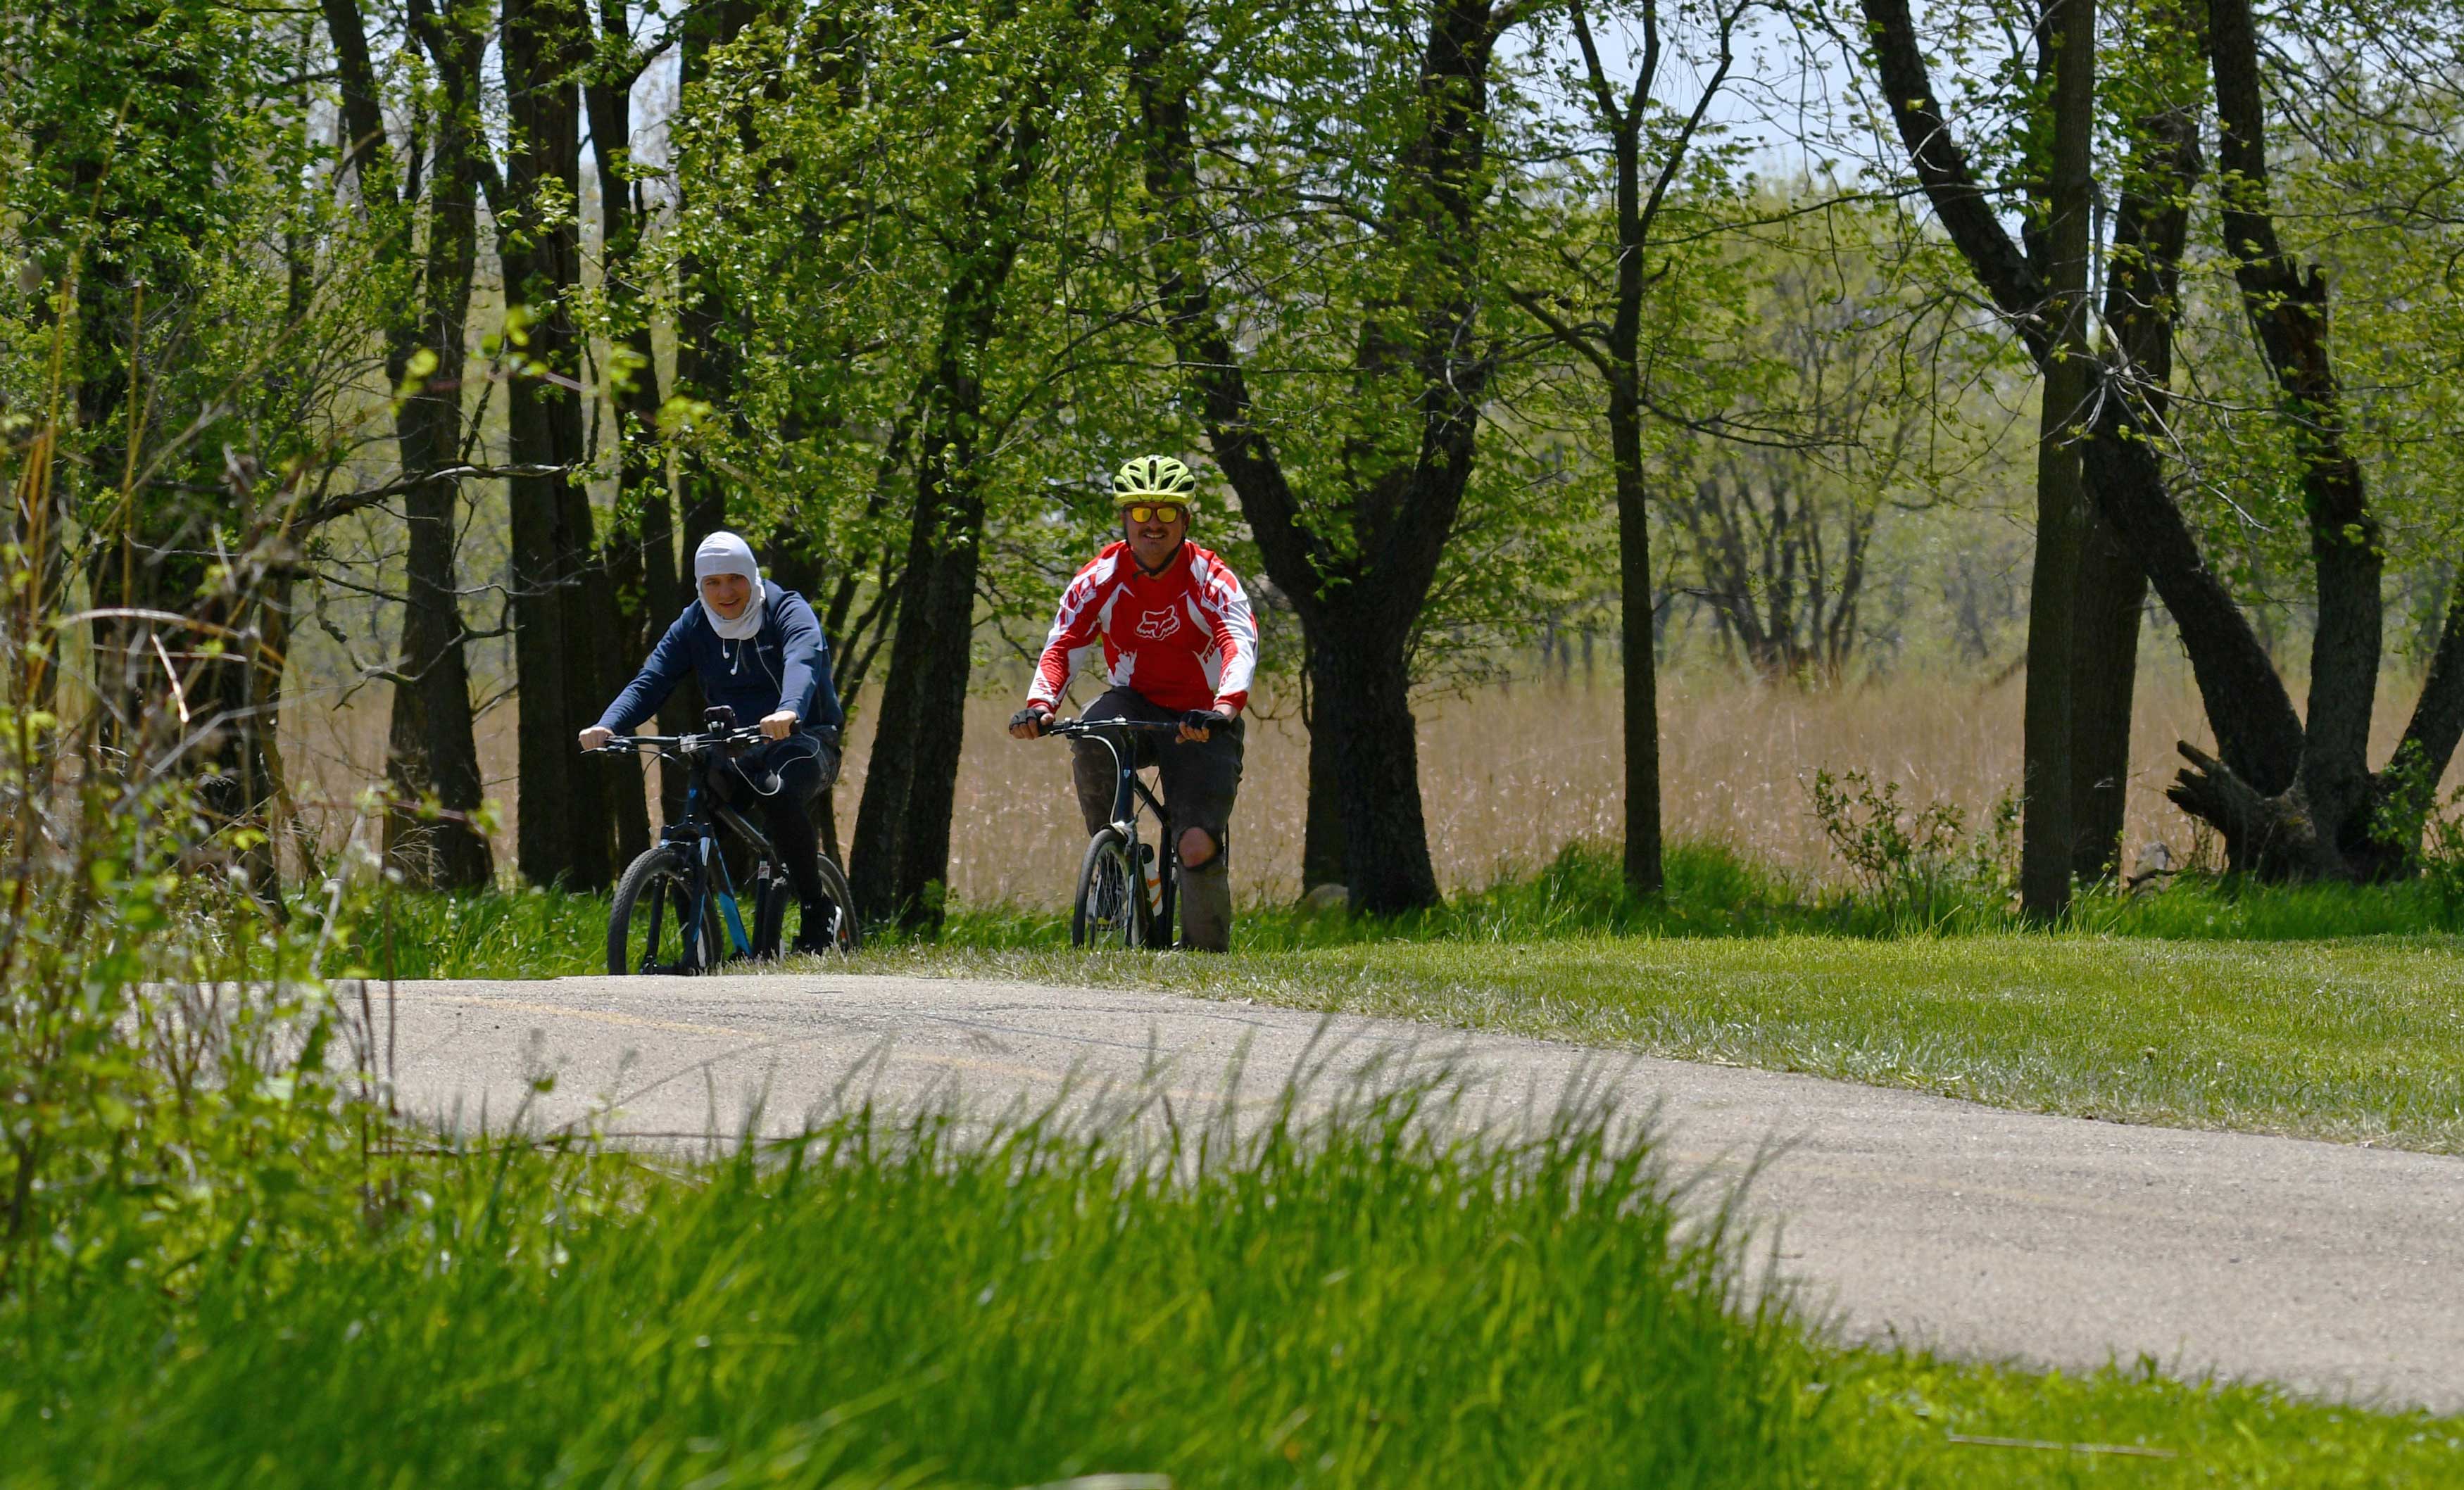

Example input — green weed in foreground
[6,1090,2455,1489]
[10,1086,1812,1488]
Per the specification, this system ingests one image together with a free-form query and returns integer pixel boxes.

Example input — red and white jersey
[1029,541,1259,715]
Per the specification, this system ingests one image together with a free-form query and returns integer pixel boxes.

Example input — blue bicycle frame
[670,771,755,966]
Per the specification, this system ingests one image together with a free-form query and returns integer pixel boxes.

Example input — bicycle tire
[753,853,862,957]
[608,844,720,974]
[815,854,864,952]
[760,856,862,956]
[1071,827,1145,949]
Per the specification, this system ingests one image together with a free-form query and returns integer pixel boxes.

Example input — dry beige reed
[275,659,2460,908]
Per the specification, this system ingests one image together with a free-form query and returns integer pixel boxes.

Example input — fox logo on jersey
[1027,541,1258,716]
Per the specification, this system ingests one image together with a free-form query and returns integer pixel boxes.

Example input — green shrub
[0,676,382,1301]
[1806,769,2018,928]
[2365,743,2464,930]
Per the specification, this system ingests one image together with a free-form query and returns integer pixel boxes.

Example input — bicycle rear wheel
[1071,827,1146,949]
[815,854,863,952]
[608,845,720,973]
[758,855,863,956]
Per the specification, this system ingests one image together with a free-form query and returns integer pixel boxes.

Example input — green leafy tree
[1851,0,2228,886]
[3,0,403,899]
[1126,0,1564,912]
[670,0,1131,929]
[321,0,499,890]
[1507,0,1752,896]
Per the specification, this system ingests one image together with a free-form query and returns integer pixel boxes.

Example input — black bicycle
[594,709,861,973]
[1038,716,1188,949]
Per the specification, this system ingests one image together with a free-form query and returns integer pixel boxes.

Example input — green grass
[346,884,611,979]
[923,840,2464,947]
[357,838,2464,982]
[8,1088,2456,1488]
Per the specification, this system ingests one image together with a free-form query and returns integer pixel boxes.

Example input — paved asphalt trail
[368,971,2464,1415]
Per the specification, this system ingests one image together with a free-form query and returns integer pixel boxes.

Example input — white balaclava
[693,531,767,643]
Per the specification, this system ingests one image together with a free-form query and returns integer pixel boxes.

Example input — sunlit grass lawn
[872,934,2464,1152]
[10,1087,2458,1489]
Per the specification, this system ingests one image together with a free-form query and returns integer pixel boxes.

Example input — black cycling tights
[714,735,838,909]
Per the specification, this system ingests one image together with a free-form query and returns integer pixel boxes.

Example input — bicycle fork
[677,828,753,969]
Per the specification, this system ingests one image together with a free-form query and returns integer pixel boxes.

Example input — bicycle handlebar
[1040,716,1190,739]
[594,725,768,755]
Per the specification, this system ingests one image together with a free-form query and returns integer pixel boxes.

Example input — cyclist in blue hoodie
[580,531,845,949]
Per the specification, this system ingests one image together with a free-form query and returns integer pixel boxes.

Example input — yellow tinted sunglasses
[1122,502,1188,525]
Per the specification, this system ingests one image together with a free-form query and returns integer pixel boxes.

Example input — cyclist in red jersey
[1010,455,1258,950]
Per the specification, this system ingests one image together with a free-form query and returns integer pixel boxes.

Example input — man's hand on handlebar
[578,726,613,752]
[760,709,798,740]
[1179,708,1234,743]
[1008,704,1053,740]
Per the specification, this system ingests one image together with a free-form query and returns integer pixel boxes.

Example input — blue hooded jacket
[595,587,845,740]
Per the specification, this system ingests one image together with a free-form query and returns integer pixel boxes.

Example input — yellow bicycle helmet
[1111,454,1200,512]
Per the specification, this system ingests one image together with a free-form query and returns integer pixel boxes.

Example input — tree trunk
[186,528,295,912]
[1611,379,1663,896]
[1576,0,1721,899]
[2018,0,2095,921]
[1309,617,1440,911]
[501,0,611,888]
[586,11,660,859]
[2068,84,2196,884]
[637,476,686,828]
[2170,578,2462,880]
[563,474,636,872]
[2150,0,2464,880]
[670,0,759,586]
[846,36,1054,931]
[2020,403,2084,917]
[386,463,494,888]
[2399,581,2464,792]
[648,0,759,809]
[189,634,286,909]
[847,482,983,930]
[382,3,493,888]
[325,0,496,886]
[2204,0,2380,867]
[1299,648,1346,890]
[1861,0,2325,875]
[2068,515,2143,881]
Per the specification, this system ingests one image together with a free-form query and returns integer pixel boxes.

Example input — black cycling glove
[1181,709,1233,738]
[1010,706,1052,735]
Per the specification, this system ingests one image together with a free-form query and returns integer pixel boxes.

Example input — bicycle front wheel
[1071,828,1146,949]
[608,844,719,974]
